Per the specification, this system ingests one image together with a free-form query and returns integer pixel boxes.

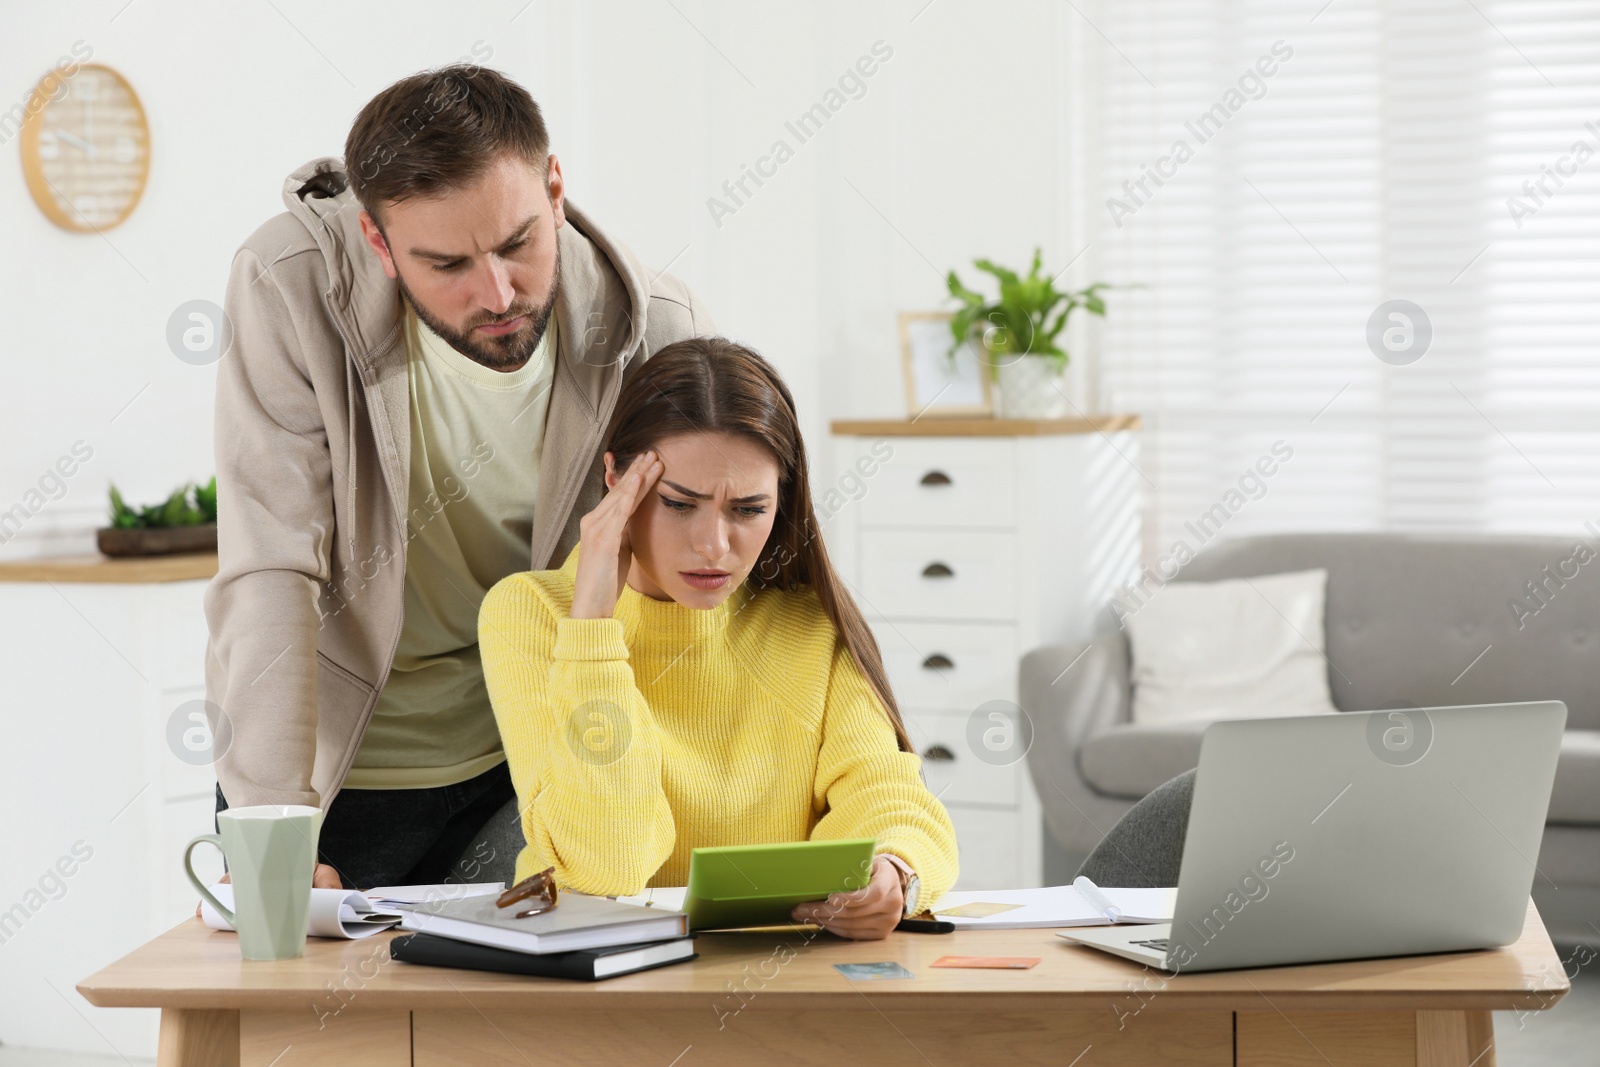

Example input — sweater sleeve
[808,642,960,910]
[479,578,676,894]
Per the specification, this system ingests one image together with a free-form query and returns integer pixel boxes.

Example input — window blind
[1086,0,1600,561]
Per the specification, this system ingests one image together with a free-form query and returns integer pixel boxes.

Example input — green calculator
[683,838,877,931]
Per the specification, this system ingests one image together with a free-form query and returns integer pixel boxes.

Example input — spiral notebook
[200,885,404,940]
[199,882,504,940]
[930,884,1177,930]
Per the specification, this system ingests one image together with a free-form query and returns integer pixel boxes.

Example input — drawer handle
[921,562,954,579]
[922,653,954,670]
[919,470,953,487]
[921,744,956,762]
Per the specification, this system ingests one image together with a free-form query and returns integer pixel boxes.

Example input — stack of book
[391,889,695,981]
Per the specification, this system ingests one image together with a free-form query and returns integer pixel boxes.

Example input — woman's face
[604,431,783,609]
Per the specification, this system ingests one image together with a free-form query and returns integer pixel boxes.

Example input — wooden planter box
[96,523,218,558]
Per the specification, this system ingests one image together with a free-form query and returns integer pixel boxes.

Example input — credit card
[834,961,915,980]
[931,955,1040,969]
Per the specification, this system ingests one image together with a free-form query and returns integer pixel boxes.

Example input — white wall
[1,0,1091,1054]
[1,0,1091,562]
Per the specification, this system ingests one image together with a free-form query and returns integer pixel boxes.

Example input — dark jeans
[214,760,515,890]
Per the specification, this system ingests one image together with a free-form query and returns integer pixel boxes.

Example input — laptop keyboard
[1130,938,1169,951]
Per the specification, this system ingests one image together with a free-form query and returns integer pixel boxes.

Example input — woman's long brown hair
[602,336,914,754]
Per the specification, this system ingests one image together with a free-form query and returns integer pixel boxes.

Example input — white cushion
[1125,568,1338,725]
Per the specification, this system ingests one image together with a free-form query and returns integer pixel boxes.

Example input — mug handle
[184,834,235,926]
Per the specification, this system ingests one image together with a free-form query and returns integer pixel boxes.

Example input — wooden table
[79,903,1567,1066]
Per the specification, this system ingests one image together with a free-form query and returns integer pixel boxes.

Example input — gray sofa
[1022,532,1600,944]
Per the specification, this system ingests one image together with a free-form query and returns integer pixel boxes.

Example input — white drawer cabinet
[859,530,1018,620]
[872,620,1018,709]
[0,554,221,1059]
[829,419,1142,893]
[857,437,1017,529]
[946,806,1026,889]
[904,710,1023,808]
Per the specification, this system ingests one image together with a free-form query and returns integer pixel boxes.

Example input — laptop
[1060,701,1566,972]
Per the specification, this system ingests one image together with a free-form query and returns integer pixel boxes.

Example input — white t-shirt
[344,301,556,789]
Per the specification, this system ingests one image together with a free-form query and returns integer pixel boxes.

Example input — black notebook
[389,932,697,981]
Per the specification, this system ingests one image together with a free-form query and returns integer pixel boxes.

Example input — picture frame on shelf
[899,311,993,419]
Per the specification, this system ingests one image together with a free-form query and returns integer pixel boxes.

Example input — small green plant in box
[107,477,216,529]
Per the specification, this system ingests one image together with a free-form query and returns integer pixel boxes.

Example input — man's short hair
[345,64,550,231]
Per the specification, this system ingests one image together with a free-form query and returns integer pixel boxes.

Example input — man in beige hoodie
[204,64,714,890]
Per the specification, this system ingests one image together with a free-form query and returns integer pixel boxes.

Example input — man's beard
[396,244,560,371]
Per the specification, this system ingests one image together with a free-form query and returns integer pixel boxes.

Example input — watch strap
[877,852,920,917]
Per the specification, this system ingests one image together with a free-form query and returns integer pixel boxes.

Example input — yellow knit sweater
[478,542,959,908]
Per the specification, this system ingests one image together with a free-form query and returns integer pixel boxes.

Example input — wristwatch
[880,853,922,918]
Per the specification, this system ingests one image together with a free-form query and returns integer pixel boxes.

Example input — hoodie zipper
[345,354,358,562]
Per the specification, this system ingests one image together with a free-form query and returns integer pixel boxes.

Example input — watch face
[903,874,921,916]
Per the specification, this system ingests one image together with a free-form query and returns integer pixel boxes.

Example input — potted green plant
[946,247,1118,418]
[97,477,218,557]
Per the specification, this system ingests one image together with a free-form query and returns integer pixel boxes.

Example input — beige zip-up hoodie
[203,156,714,811]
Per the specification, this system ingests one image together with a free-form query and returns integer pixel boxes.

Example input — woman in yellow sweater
[479,336,957,940]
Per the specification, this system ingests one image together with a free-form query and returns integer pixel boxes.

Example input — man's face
[359,152,566,371]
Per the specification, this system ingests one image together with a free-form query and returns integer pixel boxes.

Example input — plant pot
[994,356,1071,419]
[96,523,218,558]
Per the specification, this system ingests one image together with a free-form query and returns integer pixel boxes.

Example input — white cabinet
[827,419,1142,891]
[860,530,1019,620]
[0,554,221,1058]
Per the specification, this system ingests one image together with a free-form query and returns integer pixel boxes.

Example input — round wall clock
[19,63,151,232]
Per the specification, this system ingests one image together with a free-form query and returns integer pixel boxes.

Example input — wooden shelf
[0,552,218,583]
[831,415,1141,437]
